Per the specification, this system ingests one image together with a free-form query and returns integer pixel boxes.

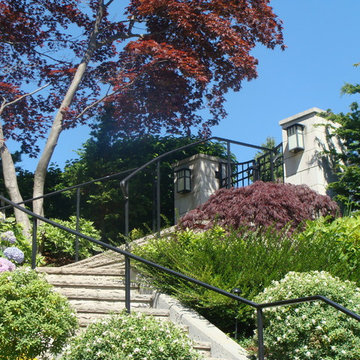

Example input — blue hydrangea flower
[0,257,16,272]
[4,247,24,264]
[1,231,16,244]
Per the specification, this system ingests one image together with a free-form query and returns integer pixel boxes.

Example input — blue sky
[17,0,360,171]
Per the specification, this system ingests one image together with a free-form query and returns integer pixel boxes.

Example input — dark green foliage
[39,216,102,265]
[180,181,339,233]
[321,81,360,210]
[57,114,231,243]
[0,268,78,360]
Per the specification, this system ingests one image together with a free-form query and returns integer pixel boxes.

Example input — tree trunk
[0,126,32,239]
[32,1,104,217]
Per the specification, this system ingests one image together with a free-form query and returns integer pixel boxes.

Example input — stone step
[193,341,212,357]
[76,308,170,327]
[62,251,125,269]
[37,266,125,276]
[68,296,153,313]
[42,273,129,288]
[53,287,140,299]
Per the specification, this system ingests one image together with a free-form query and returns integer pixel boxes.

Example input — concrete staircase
[37,250,248,360]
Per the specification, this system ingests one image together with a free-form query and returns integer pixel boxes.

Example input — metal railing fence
[120,136,276,236]
[2,194,360,360]
[0,168,136,261]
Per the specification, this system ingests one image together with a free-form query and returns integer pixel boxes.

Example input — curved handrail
[119,136,274,197]
[1,193,360,359]
[0,167,137,212]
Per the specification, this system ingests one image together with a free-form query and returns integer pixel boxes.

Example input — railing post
[226,141,231,188]
[125,255,131,313]
[31,217,37,270]
[156,160,161,235]
[270,151,275,182]
[124,181,129,237]
[75,187,80,262]
[257,308,265,360]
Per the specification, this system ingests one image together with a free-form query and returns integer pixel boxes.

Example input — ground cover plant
[0,268,78,360]
[179,181,339,232]
[252,271,360,360]
[61,311,203,360]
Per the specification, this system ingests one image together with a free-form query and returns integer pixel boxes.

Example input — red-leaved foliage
[179,181,340,232]
[0,0,285,154]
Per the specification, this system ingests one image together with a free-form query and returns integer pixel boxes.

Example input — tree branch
[2,83,50,110]
[34,50,72,65]
[76,77,138,119]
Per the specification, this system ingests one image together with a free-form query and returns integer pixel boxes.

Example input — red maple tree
[0,0,284,234]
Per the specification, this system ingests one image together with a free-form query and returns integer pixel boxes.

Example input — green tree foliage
[322,82,360,210]
[56,113,232,242]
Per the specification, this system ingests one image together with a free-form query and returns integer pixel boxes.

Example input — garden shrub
[0,268,78,360]
[253,271,360,360]
[39,216,102,264]
[296,215,360,283]
[179,181,339,232]
[134,226,308,334]
[61,311,203,360]
[134,218,360,335]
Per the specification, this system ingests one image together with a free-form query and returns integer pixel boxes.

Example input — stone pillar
[173,154,223,221]
[279,107,341,195]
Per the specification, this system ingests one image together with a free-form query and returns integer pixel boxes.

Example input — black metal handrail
[120,136,276,236]
[2,193,360,360]
[0,168,136,261]
[0,168,137,211]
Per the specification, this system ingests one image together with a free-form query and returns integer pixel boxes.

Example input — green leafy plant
[0,268,78,360]
[61,311,203,360]
[253,271,360,360]
[39,216,102,265]
[296,215,360,283]
[134,225,308,334]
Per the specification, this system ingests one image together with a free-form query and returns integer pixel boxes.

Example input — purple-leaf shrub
[4,247,25,264]
[179,181,339,232]
[0,257,16,272]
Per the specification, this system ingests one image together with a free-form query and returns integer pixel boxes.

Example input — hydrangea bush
[0,268,78,360]
[0,228,25,272]
[61,311,203,360]
[253,271,360,359]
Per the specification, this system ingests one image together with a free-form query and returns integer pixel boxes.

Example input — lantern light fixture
[287,123,305,152]
[176,168,191,193]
